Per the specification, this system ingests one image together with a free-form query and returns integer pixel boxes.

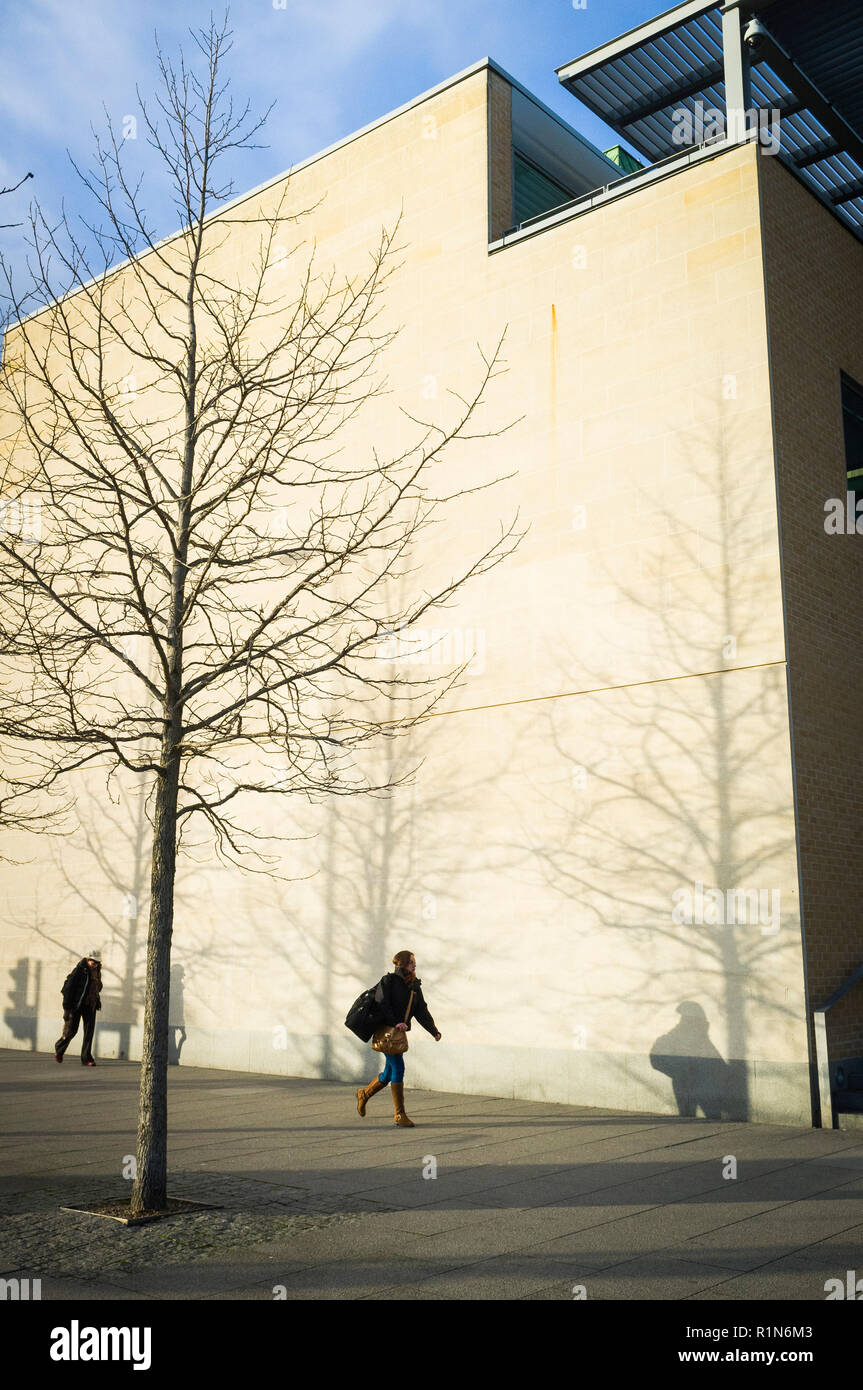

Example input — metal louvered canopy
[556,0,863,243]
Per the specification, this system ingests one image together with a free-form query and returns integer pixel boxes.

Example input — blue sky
[0,0,662,284]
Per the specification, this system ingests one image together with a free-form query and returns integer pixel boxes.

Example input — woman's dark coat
[376,972,438,1036]
[61,959,102,1015]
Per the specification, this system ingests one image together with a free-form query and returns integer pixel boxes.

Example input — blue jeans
[379,1053,405,1084]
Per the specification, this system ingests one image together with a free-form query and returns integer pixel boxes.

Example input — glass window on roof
[512,151,574,225]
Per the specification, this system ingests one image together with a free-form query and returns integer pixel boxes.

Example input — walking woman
[356,950,441,1127]
[55,951,102,1065]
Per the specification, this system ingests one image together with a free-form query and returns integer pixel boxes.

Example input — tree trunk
[130,733,181,1213]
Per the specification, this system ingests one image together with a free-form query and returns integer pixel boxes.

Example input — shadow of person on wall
[168,963,187,1066]
[650,1001,744,1121]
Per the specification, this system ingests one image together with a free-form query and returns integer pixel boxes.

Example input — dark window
[512,151,575,225]
[842,372,863,497]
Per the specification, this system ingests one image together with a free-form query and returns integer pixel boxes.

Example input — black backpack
[345,979,385,1042]
[61,965,82,1007]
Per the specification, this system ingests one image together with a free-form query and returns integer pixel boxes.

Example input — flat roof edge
[9,57,501,332]
[8,53,626,334]
[211,56,498,222]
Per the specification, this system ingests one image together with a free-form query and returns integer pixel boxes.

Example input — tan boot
[391,1081,415,1127]
[356,1076,387,1116]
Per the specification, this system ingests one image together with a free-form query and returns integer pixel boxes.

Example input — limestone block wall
[0,67,813,1122]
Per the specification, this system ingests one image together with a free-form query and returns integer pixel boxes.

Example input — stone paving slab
[815,1146,863,1170]
[684,1224,863,1300]
[521,1256,737,1301]
[3,1047,863,1300]
[356,1250,589,1301]
[666,1181,863,1270]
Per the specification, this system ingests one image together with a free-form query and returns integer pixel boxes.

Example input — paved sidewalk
[2,1048,862,1300]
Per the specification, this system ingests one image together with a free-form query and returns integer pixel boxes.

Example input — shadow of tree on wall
[500,398,801,1121]
[4,772,164,1060]
[218,681,505,1083]
[54,777,151,1060]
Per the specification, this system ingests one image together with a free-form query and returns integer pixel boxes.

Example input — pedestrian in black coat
[55,952,102,1066]
[355,950,441,1127]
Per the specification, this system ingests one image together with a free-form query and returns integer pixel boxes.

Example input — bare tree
[0,172,34,230]
[0,17,519,1212]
